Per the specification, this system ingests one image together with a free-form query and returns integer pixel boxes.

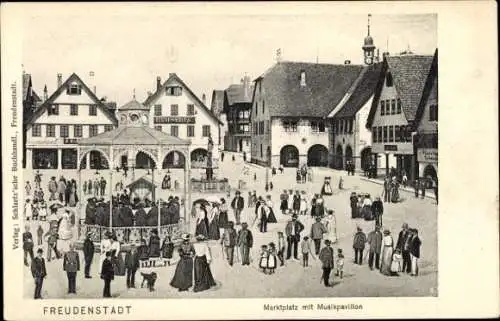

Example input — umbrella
[206,195,220,204]
[193,199,210,207]
[48,200,64,210]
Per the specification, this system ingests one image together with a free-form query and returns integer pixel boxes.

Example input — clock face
[120,114,127,123]
[365,57,373,65]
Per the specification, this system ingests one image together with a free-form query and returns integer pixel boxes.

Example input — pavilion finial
[133,88,136,99]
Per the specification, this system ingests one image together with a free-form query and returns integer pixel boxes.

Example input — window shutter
[66,86,70,94]
[78,85,82,95]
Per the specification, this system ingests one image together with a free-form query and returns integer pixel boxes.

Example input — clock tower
[117,97,150,128]
[362,14,378,65]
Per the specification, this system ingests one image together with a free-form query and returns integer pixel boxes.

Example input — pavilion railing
[78,220,186,244]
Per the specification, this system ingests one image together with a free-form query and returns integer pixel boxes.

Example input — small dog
[140,272,157,291]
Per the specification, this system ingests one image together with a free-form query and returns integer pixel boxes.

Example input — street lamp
[265,148,271,191]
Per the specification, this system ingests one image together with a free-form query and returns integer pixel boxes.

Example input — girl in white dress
[299,193,308,216]
[322,210,338,244]
[57,210,73,253]
[99,232,112,274]
[25,199,33,221]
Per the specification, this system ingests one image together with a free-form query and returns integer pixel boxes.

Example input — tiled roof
[414,49,438,126]
[143,73,223,125]
[119,99,149,111]
[386,54,434,121]
[334,63,383,118]
[25,73,118,127]
[22,73,31,100]
[256,62,364,117]
[225,83,254,106]
[78,126,190,146]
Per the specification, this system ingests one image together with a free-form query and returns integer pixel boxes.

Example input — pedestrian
[25,180,32,198]
[161,235,175,265]
[253,173,257,181]
[25,199,33,221]
[221,221,237,266]
[383,177,391,203]
[44,228,60,261]
[279,165,284,174]
[63,243,80,294]
[193,235,217,292]
[93,178,99,198]
[38,202,47,221]
[125,244,140,288]
[101,251,115,298]
[414,179,420,198]
[194,203,209,238]
[372,197,384,227]
[350,192,358,219]
[37,224,44,246]
[221,152,225,162]
[280,190,289,215]
[57,177,67,204]
[23,225,35,266]
[269,181,274,191]
[259,245,269,274]
[300,236,314,267]
[231,191,245,226]
[292,191,301,215]
[402,171,408,188]
[335,249,345,279]
[277,231,286,266]
[237,222,253,266]
[285,214,304,260]
[409,228,422,276]
[319,239,334,287]
[137,238,149,261]
[310,217,327,255]
[99,232,112,272]
[218,198,229,229]
[48,177,58,201]
[267,243,277,274]
[367,225,383,270]
[100,177,107,197]
[353,227,367,265]
[299,192,308,216]
[83,232,95,278]
[31,248,47,299]
[87,178,93,196]
[396,223,412,274]
[380,229,394,276]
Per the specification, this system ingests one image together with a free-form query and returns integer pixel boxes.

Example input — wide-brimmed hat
[181,233,190,241]
[383,229,390,235]
[86,231,93,237]
[195,234,206,241]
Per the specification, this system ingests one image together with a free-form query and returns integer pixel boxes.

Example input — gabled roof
[225,83,254,106]
[126,175,161,189]
[414,49,438,126]
[119,98,149,111]
[143,73,223,125]
[210,90,225,115]
[22,73,32,101]
[25,73,118,127]
[333,63,383,118]
[366,52,435,128]
[253,61,364,117]
[77,125,190,146]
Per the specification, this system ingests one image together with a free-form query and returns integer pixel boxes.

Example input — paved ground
[23,152,437,298]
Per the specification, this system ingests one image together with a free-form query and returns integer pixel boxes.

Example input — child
[391,249,403,275]
[37,225,44,246]
[301,236,314,267]
[32,201,39,221]
[259,245,269,274]
[335,249,345,279]
[38,202,47,221]
[267,243,277,274]
[277,232,286,266]
[269,181,274,191]
[161,235,174,266]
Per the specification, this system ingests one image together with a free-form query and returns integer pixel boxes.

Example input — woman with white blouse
[192,235,216,292]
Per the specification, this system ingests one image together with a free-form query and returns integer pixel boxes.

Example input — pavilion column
[26,149,32,170]
[184,148,191,225]
[57,148,62,170]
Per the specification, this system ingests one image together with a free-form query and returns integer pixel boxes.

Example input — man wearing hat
[125,244,140,288]
[396,223,412,274]
[319,239,334,287]
[83,232,95,278]
[31,248,47,299]
[237,223,253,265]
[367,225,383,270]
[63,243,80,294]
[285,214,304,260]
[231,191,245,225]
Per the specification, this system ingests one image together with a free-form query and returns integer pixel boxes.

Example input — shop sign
[64,138,79,144]
[384,145,398,151]
[154,116,195,124]
[418,148,438,163]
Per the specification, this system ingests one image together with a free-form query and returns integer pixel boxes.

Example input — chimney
[57,73,62,88]
[156,76,161,91]
[344,60,351,65]
[300,70,306,87]
[243,75,250,99]
[202,93,206,105]
[43,85,48,101]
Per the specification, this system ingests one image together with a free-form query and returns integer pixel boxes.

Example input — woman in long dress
[320,177,333,196]
[194,204,209,238]
[391,179,400,203]
[57,210,73,254]
[299,192,308,216]
[279,190,289,215]
[68,182,78,207]
[25,199,33,221]
[170,234,195,292]
[99,232,112,274]
[193,235,217,292]
[207,203,221,240]
[110,235,125,276]
[218,198,229,228]
[266,196,278,223]
[322,210,338,244]
[287,190,294,213]
[361,194,373,221]
[380,229,394,276]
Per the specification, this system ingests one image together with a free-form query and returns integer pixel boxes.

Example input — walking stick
[235,246,240,263]
[221,243,225,261]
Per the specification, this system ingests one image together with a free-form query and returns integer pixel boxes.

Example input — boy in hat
[300,236,315,267]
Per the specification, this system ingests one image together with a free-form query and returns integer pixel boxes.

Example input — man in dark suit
[31,248,47,299]
[125,244,140,288]
[285,215,304,260]
[83,232,95,278]
[101,251,115,298]
[319,239,334,287]
[23,226,35,266]
[231,191,245,225]
[63,243,80,294]
[237,222,253,265]
[396,223,411,273]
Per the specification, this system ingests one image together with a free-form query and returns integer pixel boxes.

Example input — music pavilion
[76,98,193,223]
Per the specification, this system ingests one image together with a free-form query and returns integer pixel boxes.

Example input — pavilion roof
[77,126,190,146]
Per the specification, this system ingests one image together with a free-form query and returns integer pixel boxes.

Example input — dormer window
[48,104,59,116]
[67,82,82,95]
[386,72,393,87]
[300,70,306,87]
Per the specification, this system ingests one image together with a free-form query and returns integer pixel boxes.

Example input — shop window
[62,149,77,169]
[311,121,319,132]
[33,149,58,169]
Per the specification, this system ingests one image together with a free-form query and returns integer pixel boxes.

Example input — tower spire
[367,13,371,36]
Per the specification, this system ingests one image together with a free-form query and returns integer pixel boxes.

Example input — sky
[20,5,437,106]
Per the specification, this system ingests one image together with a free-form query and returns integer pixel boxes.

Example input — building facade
[24,73,118,170]
[250,61,364,168]
[22,73,43,168]
[223,75,253,155]
[143,73,222,168]
[210,90,226,149]
[366,53,435,181]
[328,63,382,172]
[414,50,438,181]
